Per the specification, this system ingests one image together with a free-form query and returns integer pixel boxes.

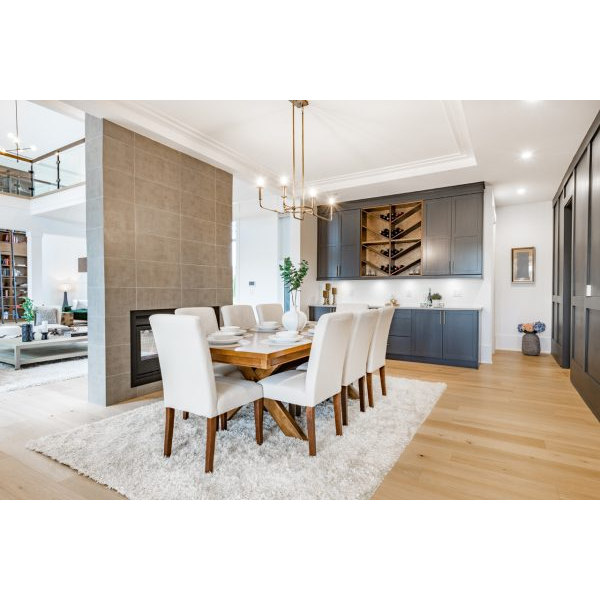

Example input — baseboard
[495,333,551,354]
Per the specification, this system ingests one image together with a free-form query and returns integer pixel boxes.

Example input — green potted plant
[431,292,443,308]
[279,257,309,331]
[20,297,35,342]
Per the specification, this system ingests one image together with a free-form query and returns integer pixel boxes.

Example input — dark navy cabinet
[387,308,480,368]
[317,209,360,279]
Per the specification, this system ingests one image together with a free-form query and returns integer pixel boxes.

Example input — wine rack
[360,201,423,277]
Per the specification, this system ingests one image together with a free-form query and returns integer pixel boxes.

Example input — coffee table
[0,334,88,369]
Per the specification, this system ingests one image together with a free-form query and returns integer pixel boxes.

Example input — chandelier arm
[301,105,305,213]
[291,102,296,212]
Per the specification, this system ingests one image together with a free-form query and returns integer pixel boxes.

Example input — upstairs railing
[0,138,85,198]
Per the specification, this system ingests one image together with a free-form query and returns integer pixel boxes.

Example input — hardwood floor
[373,351,600,499]
[0,350,598,499]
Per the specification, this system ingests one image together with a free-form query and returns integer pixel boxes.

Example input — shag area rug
[27,376,446,500]
[0,358,87,394]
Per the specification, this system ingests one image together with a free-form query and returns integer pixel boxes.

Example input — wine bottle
[380,228,389,238]
[427,288,432,307]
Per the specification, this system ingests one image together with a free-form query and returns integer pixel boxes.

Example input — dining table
[209,327,313,440]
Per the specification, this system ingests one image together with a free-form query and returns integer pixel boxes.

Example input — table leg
[14,347,21,370]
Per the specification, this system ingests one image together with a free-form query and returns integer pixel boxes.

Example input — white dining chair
[259,312,353,456]
[365,306,395,407]
[335,303,370,313]
[221,304,257,329]
[255,303,283,324]
[150,314,264,473]
[340,309,379,423]
[174,307,239,378]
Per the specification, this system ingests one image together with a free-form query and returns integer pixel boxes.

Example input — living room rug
[0,358,87,394]
[27,376,446,500]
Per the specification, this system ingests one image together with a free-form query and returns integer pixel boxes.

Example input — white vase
[282,307,307,332]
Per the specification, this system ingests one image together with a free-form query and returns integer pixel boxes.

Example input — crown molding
[64,99,476,194]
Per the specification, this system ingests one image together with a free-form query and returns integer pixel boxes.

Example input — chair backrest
[149,314,218,417]
[366,306,395,373]
[255,303,283,324]
[0,325,21,336]
[335,303,370,313]
[342,309,379,386]
[221,305,257,329]
[174,307,219,335]
[305,312,353,405]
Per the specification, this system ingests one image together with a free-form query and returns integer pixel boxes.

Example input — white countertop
[309,304,482,311]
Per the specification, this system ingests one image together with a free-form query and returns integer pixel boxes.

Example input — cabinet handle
[440,311,442,325]
[448,260,451,273]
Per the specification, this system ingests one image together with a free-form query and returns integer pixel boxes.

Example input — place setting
[261,329,308,346]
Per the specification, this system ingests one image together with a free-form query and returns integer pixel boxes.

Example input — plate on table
[256,325,281,332]
[264,334,305,345]
[219,327,246,336]
[208,334,240,345]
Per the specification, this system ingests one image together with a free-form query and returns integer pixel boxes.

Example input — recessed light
[520,150,533,160]
[517,188,526,195]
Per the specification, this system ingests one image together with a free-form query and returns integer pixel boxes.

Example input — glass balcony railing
[0,138,85,198]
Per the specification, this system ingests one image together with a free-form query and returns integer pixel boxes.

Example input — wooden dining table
[209,329,313,440]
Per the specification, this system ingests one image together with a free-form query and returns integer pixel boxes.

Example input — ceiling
[58,99,600,206]
[0,101,84,158]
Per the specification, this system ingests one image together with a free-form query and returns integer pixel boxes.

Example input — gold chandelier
[257,100,335,221]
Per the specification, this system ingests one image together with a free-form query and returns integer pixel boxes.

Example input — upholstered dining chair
[340,309,379,423]
[255,303,283,324]
[221,304,257,329]
[259,312,353,456]
[174,307,239,379]
[365,306,395,408]
[335,303,370,313]
[149,314,264,473]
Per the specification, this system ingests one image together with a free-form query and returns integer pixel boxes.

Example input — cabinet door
[317,211,340,246]
[442,310,479,363]
[422,199,452,275]
[317,244,340,279]
[411,310,443,358]
[451,194,482,275]
[339,210,361,278]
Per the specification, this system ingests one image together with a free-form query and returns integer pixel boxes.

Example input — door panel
[573,150,589,297]
[422,199,452,276]
[412,310,443,358]
[389,310,412,336]
[443,310,479,363]
[590,134,600,295]
[587,309,600,385]
[387,335,412,356]
[340,244,360,278]
[317,245,339,279]
[340,210,360,245]
[317,212,340,246]
[452,194,483,275]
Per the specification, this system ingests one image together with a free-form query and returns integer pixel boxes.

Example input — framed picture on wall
[511,247,535,283]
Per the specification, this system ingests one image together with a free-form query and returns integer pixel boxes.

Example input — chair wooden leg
[306,406,316,456]
[333,393,343,436]
[220,413,228,431]
[379,365,387,396]
[164,407,175,457]
[366,372,374,408]
[216,416,220,431]
[341,386,348,426]
[254,399,264,445]
[182,411,189,420]
[358,376,366,412]
[289,403,297,416]
[205,417,217,473]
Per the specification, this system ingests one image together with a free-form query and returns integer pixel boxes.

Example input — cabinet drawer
[309,306,336,321]
[389,309,412,336]
[387,335,412,356]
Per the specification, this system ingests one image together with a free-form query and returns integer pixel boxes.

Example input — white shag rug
[0,358,87,394]
[27,376,446,500]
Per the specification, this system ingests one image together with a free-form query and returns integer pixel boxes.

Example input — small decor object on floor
[20,297,35,342]
[518,321,546,356]
[279,257,309,332]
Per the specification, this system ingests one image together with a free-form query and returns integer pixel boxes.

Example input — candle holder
[322,290,329,305]
[331,287,337,305]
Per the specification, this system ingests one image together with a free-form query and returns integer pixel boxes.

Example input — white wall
[40,234,87,307]
[494,201,552,353]
[235,207,280,307]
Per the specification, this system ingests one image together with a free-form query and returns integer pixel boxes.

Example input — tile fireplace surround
[86,117,233,405]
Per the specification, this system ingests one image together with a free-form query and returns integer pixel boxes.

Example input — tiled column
[85,117,233,406]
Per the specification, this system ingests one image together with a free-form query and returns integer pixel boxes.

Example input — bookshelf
[1,229,29,322]
[360,201,423,277]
